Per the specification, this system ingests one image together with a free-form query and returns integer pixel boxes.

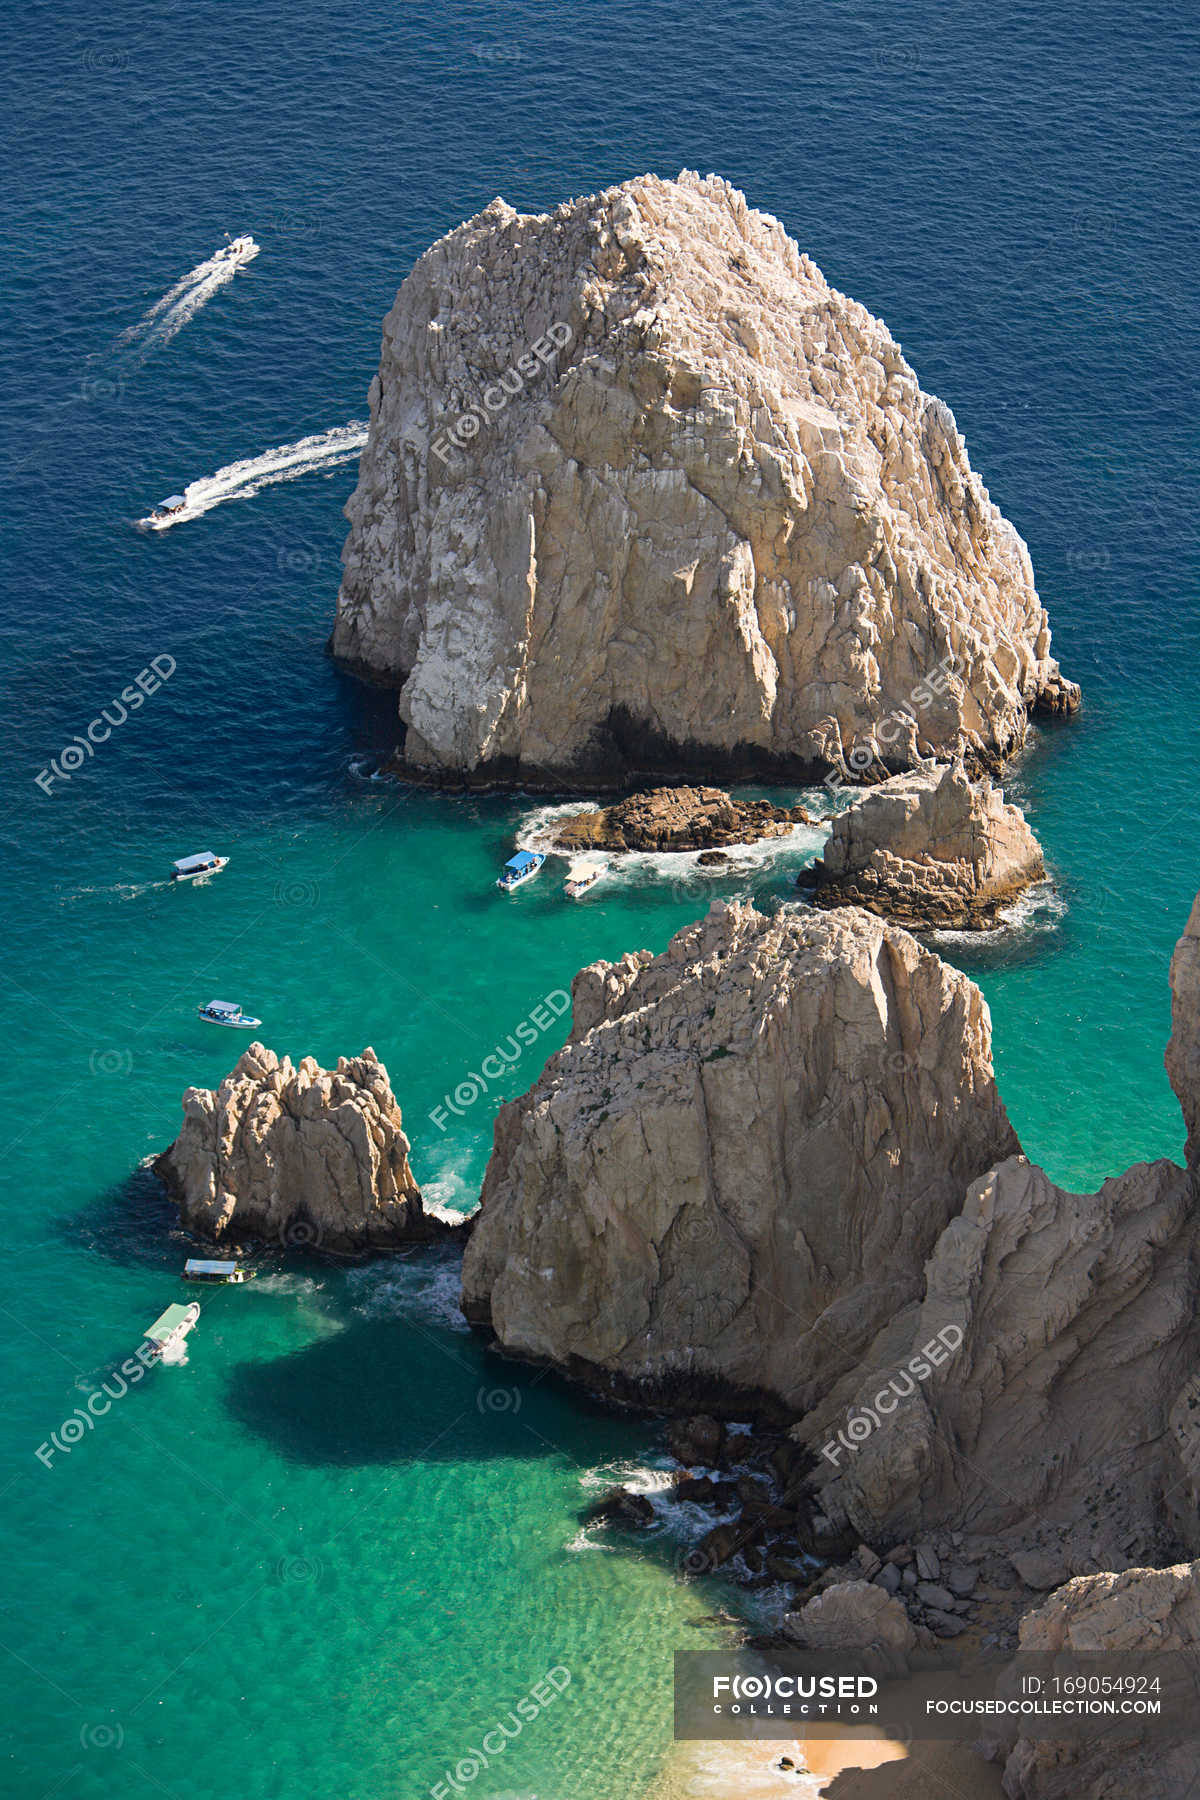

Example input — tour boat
[183,1259,254,1284]
[141,1302,200,1363]
[197,999,262,1029]
[146,493,187,526]
[497,850,546,892]
[171,851,228,881]
[564,859,606,899]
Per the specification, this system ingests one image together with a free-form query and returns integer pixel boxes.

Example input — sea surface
[0,2,1196,1796]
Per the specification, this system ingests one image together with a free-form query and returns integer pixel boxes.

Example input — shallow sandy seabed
[652,1732,1006,1797]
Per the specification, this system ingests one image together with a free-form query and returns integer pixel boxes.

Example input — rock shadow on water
[222,1315,648,1469]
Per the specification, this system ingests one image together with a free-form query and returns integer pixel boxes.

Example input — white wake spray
[117,236,259,365]
[139,422,368,529]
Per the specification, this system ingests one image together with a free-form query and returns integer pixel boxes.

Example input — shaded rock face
[334,171,1077,788]
[460,899,1020,1411]
[999,1563,1200,1798]
[792,890,1200,1581]
[801,761,1045,927]
[551,785,809,854]
[156,1044,458,1253]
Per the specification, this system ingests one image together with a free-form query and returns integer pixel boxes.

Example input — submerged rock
[800,759,1045,928]
[460,898,1019,1410]
[334,171,1077,787]
[156,1043,461,1253]
[551,785,809,854]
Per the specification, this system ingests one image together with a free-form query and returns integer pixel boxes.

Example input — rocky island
[550,784,810,854]
[155,1043,462,1252]
[799,759,1046,928]
[333,171,1077,788]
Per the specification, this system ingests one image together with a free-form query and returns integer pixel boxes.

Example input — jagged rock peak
[334,171,1078,788]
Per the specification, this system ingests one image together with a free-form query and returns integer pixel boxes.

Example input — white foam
[118,237,259,366]
[514,797,832,895]
[926,878,1067,946]
[345,1254,469,1333]
[138,421,367,530]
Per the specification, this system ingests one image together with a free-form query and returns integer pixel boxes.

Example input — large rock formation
[460,899,1020,1410]
[790,888,1200,1582]
[800,760,1046,927]
[333,171,1077,787]
[156,1044,459,1252]
[998,1563,1200,1798]
[550,784,810,854]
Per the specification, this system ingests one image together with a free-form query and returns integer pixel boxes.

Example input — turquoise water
[2,1,1198,1796]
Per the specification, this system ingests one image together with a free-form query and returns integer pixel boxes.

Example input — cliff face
[334,171,1077,787]
[156,1043,458,1252]
[802,760,1046,927]
[459,899,1020,1410]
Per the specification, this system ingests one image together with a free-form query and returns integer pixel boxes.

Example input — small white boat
[198,999,262,1029]
[497,850,546,892]
[171,851,228,881]
[141,1301,200,1363]
[564,859,606,899]
[184,1258,254,1285]
[215,234,257,263]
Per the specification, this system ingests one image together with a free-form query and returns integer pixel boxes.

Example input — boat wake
[345,1252,469,1333]
[116,236,259,366]
[138,422,367,530]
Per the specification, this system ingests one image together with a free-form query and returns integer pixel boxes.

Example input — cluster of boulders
[550,785,810,854]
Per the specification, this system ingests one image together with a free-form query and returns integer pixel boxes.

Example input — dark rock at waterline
[583,1486,655,1528]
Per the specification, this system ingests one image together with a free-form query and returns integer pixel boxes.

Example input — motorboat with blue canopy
[497,850,546,892]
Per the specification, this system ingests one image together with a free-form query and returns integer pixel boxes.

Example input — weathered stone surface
[1166,889,1200,1166]
[550,785,809,854]
[334,171,1076,787]
[460,897,1019,1411]
[156,1043,460,1253]
[801,759,1045,928]
[999,1564,1200,1798]
[783,1579,916,1677]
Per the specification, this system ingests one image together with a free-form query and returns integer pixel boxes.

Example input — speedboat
[215,234,257,263]
[171,851,228,881]
[184,1259,254,1284]
[497,850,546,892]
[145,493,187,527]
[198,999,261,1029]
[564,859,606,899]
[140,1301,200,1363]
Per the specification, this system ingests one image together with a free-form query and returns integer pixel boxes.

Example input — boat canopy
[504,852,539,873]
[161,494,186,508]
[144,1303,195,1344]
[185,1259,239,1277]
[173,852,218,873]
[203,1000,241,1016]
[568,860,603,880]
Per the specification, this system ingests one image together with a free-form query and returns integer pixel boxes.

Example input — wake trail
[116,237,259,365]
[139,422,368,529]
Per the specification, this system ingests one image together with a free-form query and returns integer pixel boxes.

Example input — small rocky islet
[148,173,1200,1795]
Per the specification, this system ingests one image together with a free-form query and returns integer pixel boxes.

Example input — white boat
[141,1301,200,1363]
[145,492,188,526]
[564,859,606,899]
[215,234,257,263]
[171,851,228,881]
[497,850,546,892]
[198,999,262,1029]
[184,1258,254,1285]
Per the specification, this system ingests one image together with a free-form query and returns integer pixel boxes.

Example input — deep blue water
[1,3,1197,1796]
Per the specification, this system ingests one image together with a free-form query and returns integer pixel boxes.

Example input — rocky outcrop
[460,899,1020,1410]
[800,760,1045,928]
[550,785,810,854]
[998,1563,1200,1798]
[1166,890,1200,1165]
[334,171,1077,788]
[783,1579,916,1678]
[156,1043,460,1252]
